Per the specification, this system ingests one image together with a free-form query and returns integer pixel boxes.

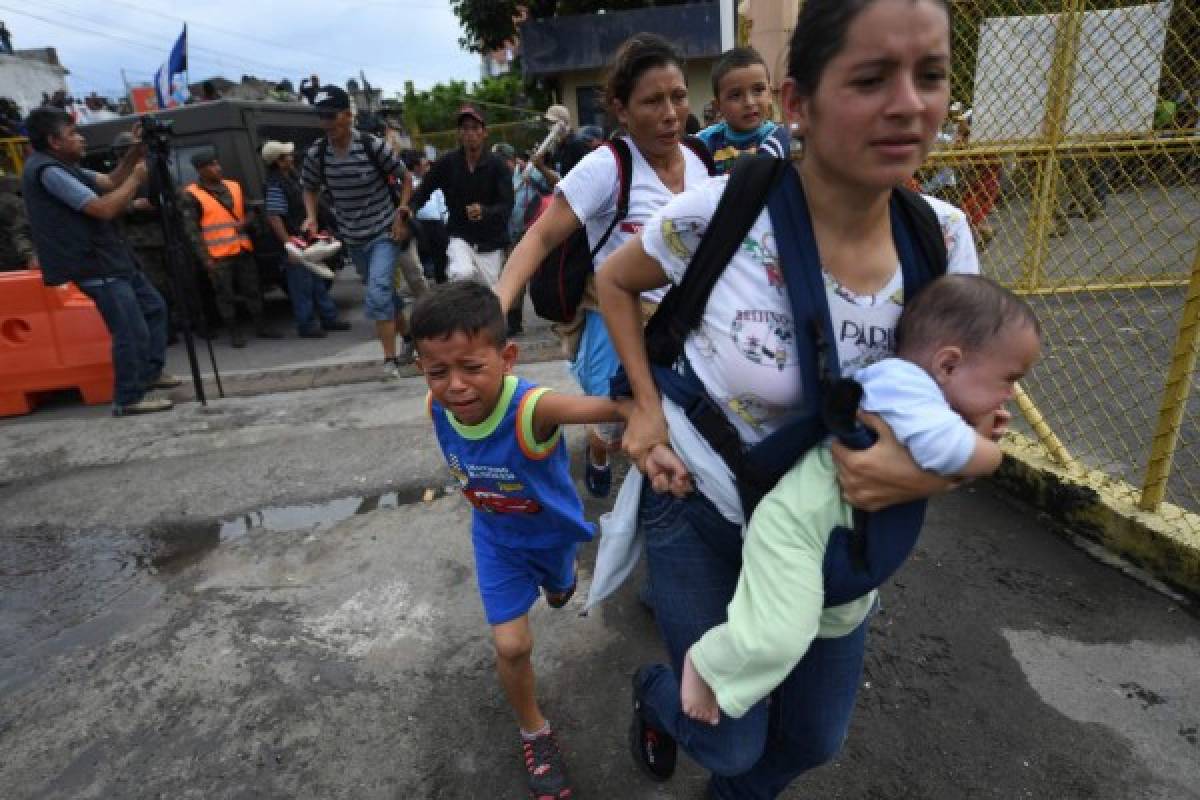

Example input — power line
[12,1,310,78]
[99,0,451,73]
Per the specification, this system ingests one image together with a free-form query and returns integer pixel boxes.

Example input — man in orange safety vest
[183,149,281,347]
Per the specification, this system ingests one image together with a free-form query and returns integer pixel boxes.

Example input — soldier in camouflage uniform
[0,173,36,270]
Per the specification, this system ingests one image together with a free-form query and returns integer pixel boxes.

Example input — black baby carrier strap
[625,152,949,605]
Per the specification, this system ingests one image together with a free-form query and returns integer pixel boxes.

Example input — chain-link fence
[412,119,552,159]
[917,1,1198,525]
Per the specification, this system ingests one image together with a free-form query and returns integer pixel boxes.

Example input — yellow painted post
[1140,243,1200,511]
[1013,384,1079,472]
[1017,2,1084,292]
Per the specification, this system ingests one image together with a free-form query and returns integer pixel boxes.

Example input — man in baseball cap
[406,101,513,288]
[456,103,485,127]
[312,85,351,116]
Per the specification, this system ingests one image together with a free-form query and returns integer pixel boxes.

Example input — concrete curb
[996,432,1200,599]
[164,339,566,402]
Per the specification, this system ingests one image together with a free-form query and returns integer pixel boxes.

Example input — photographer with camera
[20,107,181,417]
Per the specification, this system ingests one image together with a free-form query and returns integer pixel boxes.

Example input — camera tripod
[142,120,224,404]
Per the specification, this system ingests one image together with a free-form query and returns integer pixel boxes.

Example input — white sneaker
[303,240,342,261]
[285,241,307,262]
[299,258,336,280]
[286,243,336,280]
[382,358,402,382]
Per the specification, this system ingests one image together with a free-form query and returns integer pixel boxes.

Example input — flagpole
[120,68,132,110]
[183,24,190,103]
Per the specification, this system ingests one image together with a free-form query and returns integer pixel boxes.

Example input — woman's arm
[830,411,958,511]
[493,193,580,312]
[594,236,680,482]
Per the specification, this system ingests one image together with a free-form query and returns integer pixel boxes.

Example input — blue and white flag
[153,25,188,109]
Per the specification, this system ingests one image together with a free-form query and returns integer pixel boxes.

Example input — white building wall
[0,54,69,118]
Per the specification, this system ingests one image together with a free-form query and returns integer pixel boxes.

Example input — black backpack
[529,135,716,324]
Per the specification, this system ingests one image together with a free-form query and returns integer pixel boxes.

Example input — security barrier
[0,270,114,416]
[909,1,1200,533]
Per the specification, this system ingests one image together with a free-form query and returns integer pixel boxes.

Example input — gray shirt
[39,164,100,211]
[300,132,405,246]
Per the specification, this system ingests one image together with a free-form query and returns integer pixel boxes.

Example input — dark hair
[788,0,948,97]
[399,148,425,172]
[896,274,1041,359]
[24,106,73,152]
[711,46,769,97]
[605,33,685,108]
[410,281,507,350]
[685,113,700,135]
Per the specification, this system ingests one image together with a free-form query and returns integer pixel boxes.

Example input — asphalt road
[1,365,1197,799]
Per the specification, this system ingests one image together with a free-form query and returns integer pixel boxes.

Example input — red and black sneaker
[630,667,677,782]
[521,728,573,799]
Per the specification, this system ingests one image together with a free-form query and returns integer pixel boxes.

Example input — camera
[140,115,174,152]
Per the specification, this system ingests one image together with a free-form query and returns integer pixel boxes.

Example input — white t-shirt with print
[641,179,979,446]
[557,136,712,303]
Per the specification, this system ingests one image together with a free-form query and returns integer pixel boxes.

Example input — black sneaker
[521,729,573,799]
[585,461,612,498]
[630,667,676,782]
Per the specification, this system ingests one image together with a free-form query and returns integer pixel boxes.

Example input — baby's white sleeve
[859,360,977,476]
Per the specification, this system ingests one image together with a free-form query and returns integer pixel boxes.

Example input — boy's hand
[643,444,692,497]
[681,649,720,726]
[989,407,1012,441]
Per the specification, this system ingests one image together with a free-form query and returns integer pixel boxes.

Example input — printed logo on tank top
[730,309,797,372]
[447,453,543,515]
[741,231,783,294]
[619,221,644,234]
[661,216,707,261]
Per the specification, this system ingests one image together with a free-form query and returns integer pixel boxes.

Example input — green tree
[451,0,693,53]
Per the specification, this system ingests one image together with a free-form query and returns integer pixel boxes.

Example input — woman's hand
[643,444,693,497]
[622,401,670,469]
[681,649,720,726]
[831,411,956,511]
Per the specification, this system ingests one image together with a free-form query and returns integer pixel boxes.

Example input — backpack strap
[316,132,399,205]
[892,186,948,279]
[315,135,328,187]
[680,134,718,176]
[644,153,787,367]
[587,138,634,260]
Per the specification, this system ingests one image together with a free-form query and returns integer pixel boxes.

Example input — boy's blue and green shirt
[428,375,594,549]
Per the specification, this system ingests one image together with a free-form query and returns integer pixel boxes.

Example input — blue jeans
[283,260,339,332]
[76,271,168,408]
[637,483,868,799]
[346,234,403,322]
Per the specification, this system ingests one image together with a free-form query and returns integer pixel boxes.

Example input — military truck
[78,100,331,295]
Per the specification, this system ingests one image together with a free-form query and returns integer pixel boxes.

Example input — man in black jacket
[20,107,178,416]
[404,105,512,287]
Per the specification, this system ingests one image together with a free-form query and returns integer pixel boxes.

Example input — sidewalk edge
[996,433,1200,599]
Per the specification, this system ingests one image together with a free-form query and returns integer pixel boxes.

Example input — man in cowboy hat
[262,139,350,338]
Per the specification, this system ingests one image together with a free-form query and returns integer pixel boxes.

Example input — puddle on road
[217,486,450,540]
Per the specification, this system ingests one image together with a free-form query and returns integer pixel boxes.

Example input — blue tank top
[429,375,594,549]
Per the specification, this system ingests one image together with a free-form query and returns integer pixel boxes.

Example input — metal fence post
[1140,242,1200,511]
[1017,1,1084,292]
